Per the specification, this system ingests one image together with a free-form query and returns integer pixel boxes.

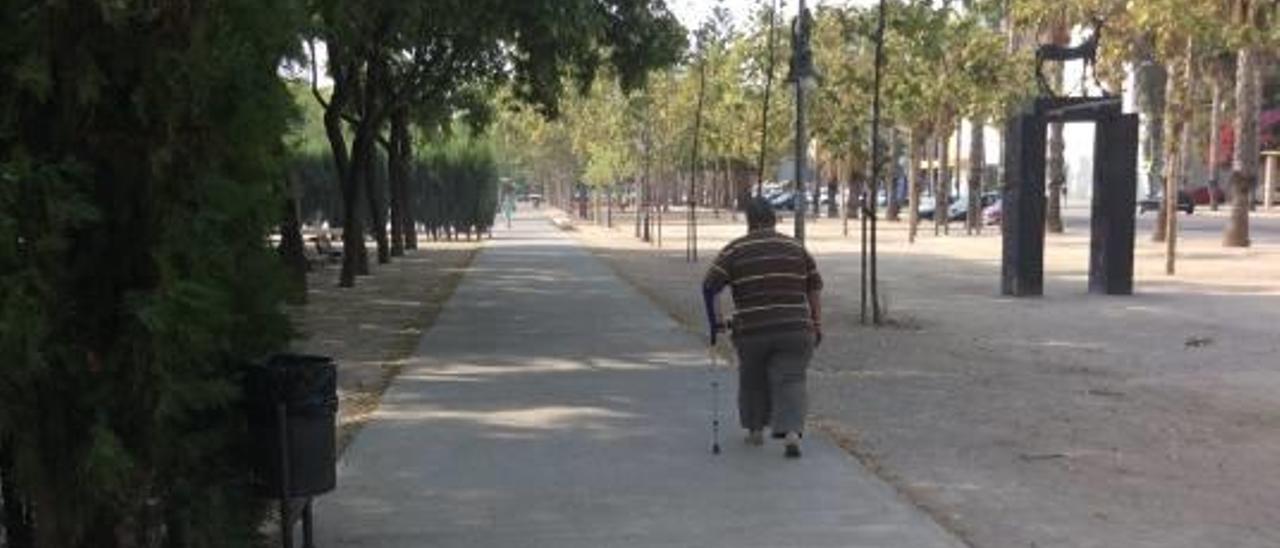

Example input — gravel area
[557,205,1280,548]
[287,239,481,452]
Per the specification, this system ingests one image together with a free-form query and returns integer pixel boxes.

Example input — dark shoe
[745,430,764,446]
[783,432,802,458]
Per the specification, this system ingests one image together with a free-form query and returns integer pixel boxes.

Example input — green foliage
[1,0,300,544]
[736,0,794,177]
[285,82,333,156]
[810,5,875,175]
[306,0,685,284]
[492,95,583,192]
[499,0,1038,195]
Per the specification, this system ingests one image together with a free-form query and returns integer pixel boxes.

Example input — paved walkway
[315,213,963,547]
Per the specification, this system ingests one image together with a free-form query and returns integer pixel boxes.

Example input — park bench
[309,235,342,266]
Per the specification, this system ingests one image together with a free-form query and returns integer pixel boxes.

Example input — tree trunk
[936,130,950,236]
[967,117,985,234]
[723,162,730,215]
[1045,58,1066,233]
[812,175,822,218]
[710,163,720,219]
[1224,45,1260,247]
[1169,45,1201,274]
[635,177,644,238]
[725,159,735,219]
[1039,24,1066,232]
[842,158,852,237]
[335,124,369,287]
[886,126,901,221]
[908,128,924,243]
[386,149,403,257]
[353,144,372,276]
[1208,72,1224,211]
[657,170,664,247]
[1046,118,1066,233]
[1137,60,1168,202]
[1152,58,1180,243]
[690,59,706,260]
[827,178,839,218]
[1165,46,1194,274]
[403,134,418,251]
[954,123,963,228]
[359,56,391,266]
[1,441,33,548]
[320,48,366,288]
[641,137,652,242]
[715,165,722,217]
[388,108,411,256]
[278,172,308,303]
[363,131,390,264]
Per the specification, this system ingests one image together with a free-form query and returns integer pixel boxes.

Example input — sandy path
[558,205,1280,548]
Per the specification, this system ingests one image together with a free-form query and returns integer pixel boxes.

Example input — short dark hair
[745,197,776,229]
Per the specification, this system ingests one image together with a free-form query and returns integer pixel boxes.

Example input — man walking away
[702,197,823,458]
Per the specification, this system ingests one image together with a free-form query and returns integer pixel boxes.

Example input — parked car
[982,198,1002,226]
[944,192,1002,222]
[1187,185,1225,205]
[925,201,965,222]
[769,191,796,211]
[1138,190,1195,215]
[915,196,939,219]
[919,194,980,221]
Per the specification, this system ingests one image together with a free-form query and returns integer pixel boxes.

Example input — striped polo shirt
[703,229,823,337]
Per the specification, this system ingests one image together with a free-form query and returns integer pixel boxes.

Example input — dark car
[916,196,940,220]
[983,198,1002,225]
[945,192,1002,222]
[769,191,796,211]
[1138,190,1194,215]
[1187,185,1225,205]
[920,192,998,222]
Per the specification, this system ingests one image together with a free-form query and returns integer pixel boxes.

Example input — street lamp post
[788,0,819,244]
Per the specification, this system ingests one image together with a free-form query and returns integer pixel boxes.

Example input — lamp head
[786,7,821,90]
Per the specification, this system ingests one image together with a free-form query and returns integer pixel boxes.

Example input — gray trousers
[733,330,814,434]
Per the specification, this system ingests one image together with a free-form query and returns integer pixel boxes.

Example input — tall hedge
[0,1,299,545]
[412,140,499,239]
[292,152,343,226]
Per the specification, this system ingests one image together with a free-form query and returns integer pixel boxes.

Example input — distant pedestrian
[502,194,516,228]
[702,197,823,458]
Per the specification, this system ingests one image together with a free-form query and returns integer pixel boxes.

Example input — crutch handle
[709,319,732,347]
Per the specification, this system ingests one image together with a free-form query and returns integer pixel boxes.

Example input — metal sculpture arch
[1002,25,1139,297]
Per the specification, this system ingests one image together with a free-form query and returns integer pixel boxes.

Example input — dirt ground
[286,239,481,452]
[557,204,1280,548]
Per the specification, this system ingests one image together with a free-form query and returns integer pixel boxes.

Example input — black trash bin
[246,353,337,498]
